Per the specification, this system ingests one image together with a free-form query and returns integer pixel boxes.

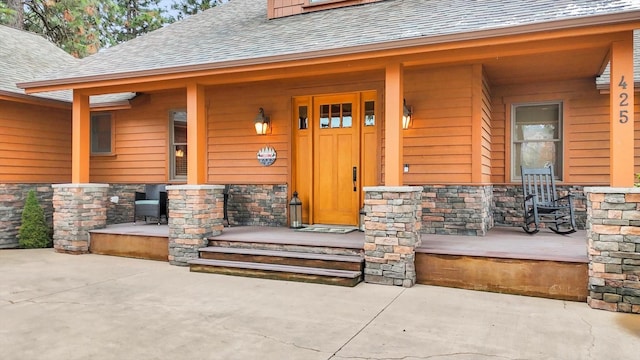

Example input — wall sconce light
[254,107,270,135]
[402,99,412,129]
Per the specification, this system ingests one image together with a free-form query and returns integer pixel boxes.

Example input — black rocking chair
[521,166,576,234]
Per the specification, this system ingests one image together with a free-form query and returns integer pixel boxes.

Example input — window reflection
[299,105,308,130]
[364,101,375,126]
[342,103,352,128]
[320,104,329,128]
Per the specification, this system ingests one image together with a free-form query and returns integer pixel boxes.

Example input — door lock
[352,166,357,191]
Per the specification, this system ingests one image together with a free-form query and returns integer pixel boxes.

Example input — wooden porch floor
[89,224,589,300]
[90,223,587,263]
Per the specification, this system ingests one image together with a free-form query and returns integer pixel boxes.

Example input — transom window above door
[319,103,352,129]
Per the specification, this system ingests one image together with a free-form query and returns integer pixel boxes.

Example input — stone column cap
[52,183,109,188]
[584,186,640,193]
[166,184,225,191]
[363,186,423,192]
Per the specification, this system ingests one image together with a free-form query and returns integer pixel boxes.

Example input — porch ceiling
[482,46,611,86]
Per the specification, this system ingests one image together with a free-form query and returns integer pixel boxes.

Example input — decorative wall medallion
[257,146,277,166]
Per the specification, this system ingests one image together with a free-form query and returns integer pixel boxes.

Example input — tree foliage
[19,190,51,249]
[103,0,168,44]
[170,0,223,21]
[22,0,106,57]
[0,0,21,28]
[0,0,225,57]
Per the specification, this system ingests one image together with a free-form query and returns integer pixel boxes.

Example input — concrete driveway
[1,249,638,360]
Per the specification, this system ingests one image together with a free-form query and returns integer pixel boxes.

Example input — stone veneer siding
[226,184,287,227]
[52,184,109,254]
[0,184,54,248]
[167,185,224,266]
[422,185,493,236]
[493,184,587,230]
[585,187,640,313]
[106,184,145,225]
[363,186,423,287]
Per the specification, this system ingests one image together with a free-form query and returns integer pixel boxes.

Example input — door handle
[352,166,357,191]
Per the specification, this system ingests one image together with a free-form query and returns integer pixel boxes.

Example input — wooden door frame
[292,90,378,226]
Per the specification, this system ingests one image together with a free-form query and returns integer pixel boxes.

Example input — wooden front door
[313,94,360,225]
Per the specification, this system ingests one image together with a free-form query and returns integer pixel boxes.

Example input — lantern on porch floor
[289,191,302,229]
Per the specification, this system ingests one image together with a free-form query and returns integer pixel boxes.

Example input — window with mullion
[170,110,187,180]
[511,102,563,181]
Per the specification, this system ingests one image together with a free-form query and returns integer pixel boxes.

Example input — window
[170,110,187,180]
[512,102,563,180]
[319,103,352,129]
[298,105,308,130]
[364,100,375,126]
[91,113,113,154]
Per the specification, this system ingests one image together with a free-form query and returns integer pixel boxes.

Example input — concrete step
[189,258,362,287]
[199,246,363,271]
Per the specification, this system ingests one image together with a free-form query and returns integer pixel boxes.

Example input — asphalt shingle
[25,0,640,85]
[0,25,134,104]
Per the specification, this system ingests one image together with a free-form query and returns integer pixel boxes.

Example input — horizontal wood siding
[404,65,474,184]
[481,70,492,183]
[491,78,616,184]
[208,72,384,185]
[0,100,71,183]
[636,96,640,179]
[207,83,290,184]
[90,91,184,183]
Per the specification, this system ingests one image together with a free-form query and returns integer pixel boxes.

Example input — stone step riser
[199,251,363,272]
[208,240,363,257]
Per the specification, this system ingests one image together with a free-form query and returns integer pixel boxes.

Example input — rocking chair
[521,166,576,234]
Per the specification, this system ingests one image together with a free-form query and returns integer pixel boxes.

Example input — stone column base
[52,183,109,254]
[167,185,224,266]
[363,186,423,287]
[585,187,640,313]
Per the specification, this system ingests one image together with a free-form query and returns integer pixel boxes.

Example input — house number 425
[618,76,629,124]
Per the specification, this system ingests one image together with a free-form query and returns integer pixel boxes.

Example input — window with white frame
[90,113,113,155]
[170,110,187,180]
[511,102,563,180]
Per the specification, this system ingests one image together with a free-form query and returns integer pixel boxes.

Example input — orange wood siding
[207,83,290,184]
[90,91,184,183]
[208,72,384,185]
[0,100,71,183]
[481,70,493,183]
[636,95,640,178]
[404,65,474,184]
[491,78,613,184]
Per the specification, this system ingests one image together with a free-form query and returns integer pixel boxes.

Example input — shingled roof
[21,0,640,88]
[0,25,76,102]
[0,25,133,104]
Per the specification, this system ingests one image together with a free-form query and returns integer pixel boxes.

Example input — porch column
[384,63,404,186]
[72,90,90,183]
[52,183,108,254]
[585,187,640,313]
[166,185,224,265]
[186,83,207,185]
[363,186,423,287]
[609,32,635,187]
[50,92,109,254]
